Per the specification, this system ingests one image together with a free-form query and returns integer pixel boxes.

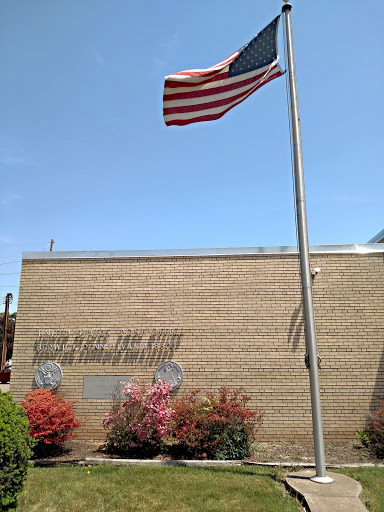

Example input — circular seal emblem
[35,362,62,389]
[155,361,183,391]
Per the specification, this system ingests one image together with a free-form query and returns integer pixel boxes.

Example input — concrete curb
[243,461,384,469]
[29,458,384,469]
[30,458,242,467]
[85,458,242,467]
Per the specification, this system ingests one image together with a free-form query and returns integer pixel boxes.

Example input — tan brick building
[11,244,384,442]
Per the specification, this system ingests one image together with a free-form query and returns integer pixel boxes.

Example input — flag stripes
[164,63,282,125]
[163,16,283,126]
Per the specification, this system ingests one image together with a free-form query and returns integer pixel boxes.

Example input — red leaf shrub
[171,387,263,460]
[21,389,81,451]
[368,396,384,458]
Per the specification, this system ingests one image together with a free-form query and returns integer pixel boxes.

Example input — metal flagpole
[1,293,12,370]
[282,2,333,483]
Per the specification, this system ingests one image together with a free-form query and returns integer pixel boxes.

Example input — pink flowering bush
[102,378,173,457]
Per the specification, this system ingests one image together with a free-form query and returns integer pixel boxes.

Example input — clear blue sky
[0,0,383,312]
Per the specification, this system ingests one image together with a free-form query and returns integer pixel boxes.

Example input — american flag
[163,16,283,127]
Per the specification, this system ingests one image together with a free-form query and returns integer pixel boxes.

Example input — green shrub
[356,430,370,447]
[0,391,34,511]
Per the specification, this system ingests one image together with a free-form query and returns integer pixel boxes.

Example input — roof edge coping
[22,244,384,260]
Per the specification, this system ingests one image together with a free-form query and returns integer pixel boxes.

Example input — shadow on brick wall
[288,302,304,353]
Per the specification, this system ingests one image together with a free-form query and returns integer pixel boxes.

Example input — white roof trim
[22,244,384,260]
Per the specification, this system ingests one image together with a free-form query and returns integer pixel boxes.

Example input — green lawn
[16,465,301,512]
[15,465,384,512]
[336,468,384,512]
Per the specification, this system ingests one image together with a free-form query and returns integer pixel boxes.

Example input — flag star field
[229,18,279,76]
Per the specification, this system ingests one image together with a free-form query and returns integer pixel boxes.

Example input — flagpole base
[310,475,334,484]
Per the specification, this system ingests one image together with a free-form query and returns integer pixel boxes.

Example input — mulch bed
[247,441,382,465]
[32,439,383,465]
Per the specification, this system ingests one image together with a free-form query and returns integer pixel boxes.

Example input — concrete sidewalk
[286,470,368,512]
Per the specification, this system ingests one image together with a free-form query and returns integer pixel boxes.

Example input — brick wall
[11,250,384,442]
